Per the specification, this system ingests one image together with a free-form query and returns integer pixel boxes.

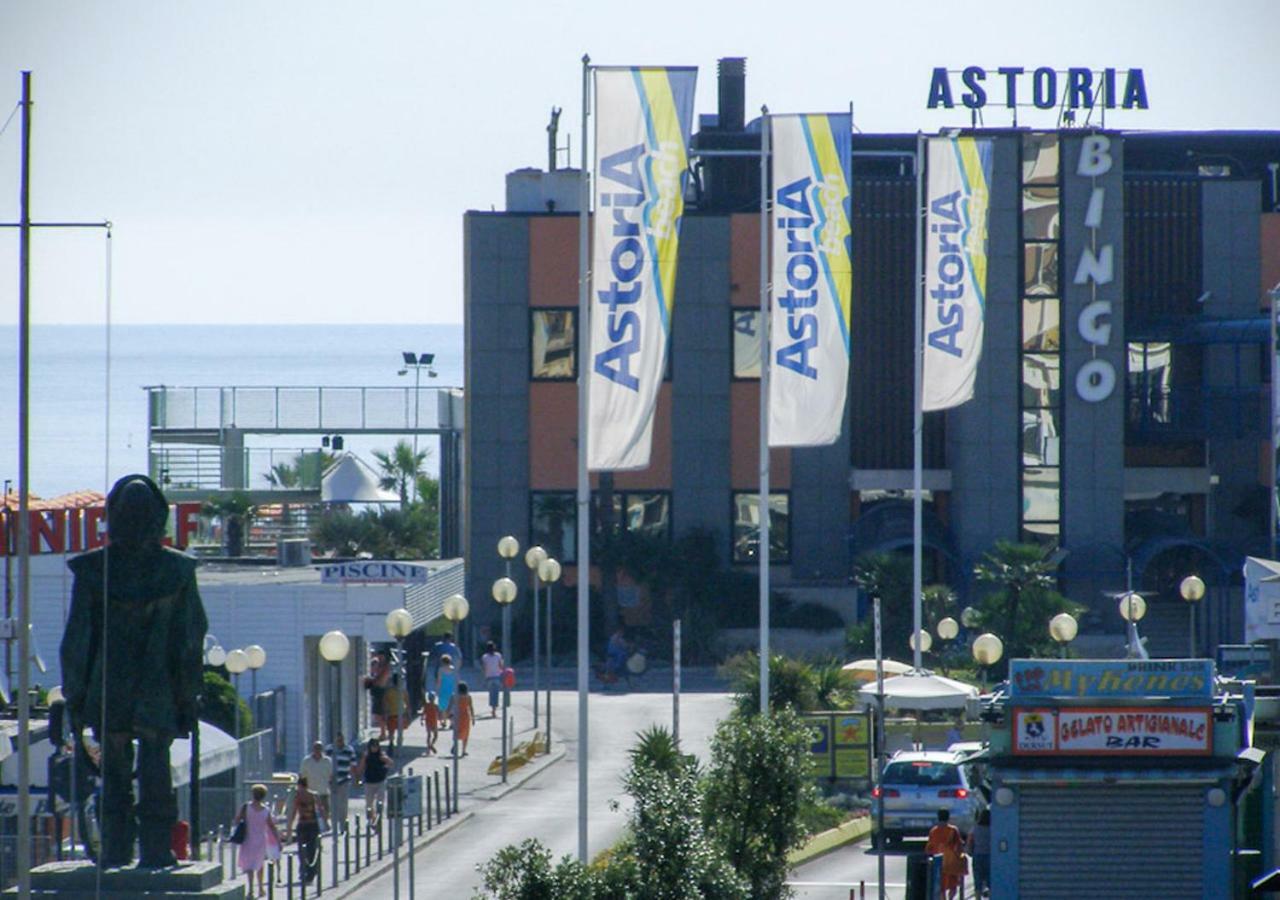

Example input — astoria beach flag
[921,136,993,411]
[588,66,696,470]
[768,113,853,446]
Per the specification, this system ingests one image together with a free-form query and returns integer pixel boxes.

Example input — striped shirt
[328,743,358,786]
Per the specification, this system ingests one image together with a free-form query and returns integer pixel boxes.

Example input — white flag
[588,67,696,470]
[922,136,993,411]
[768,113,853,447]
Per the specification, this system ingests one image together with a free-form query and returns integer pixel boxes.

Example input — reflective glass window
[1022,467,1060,523]
[622,491,671,539]
[1022,133,1060,186]
[531,309,576,379]
[1022,186,1061,240]
[731,491,790,564]
[1023,243,1059,295]
[1021,355,1061,408]
[1022,297,1061,350]
[1022,409,1061,466]
[732,309,762,379]
[530,491,576,563]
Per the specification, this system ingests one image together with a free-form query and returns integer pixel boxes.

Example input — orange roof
[2,489,106,512]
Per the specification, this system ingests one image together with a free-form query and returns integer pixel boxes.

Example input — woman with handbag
[232,783,281,899]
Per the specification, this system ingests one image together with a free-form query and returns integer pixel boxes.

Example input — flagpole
[912,132,925,673]
[758,107,771,715]
[576,52,591,864]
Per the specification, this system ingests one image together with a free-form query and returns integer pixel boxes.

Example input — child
[422,691,440,755]
[448,682,476,757]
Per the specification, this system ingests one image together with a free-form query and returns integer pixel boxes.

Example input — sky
[0,0,1276,325]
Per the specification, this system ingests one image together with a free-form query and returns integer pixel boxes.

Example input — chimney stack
[717,57,746,132]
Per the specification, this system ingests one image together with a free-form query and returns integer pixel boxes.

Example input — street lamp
[960,606,981,629]
[936,617,959,641]
[244,644,266,700]
[908,629,933,655]
[1180,574,1206,657]
[442,593,468,806]
[385,608,413,757]
[972,633,1004,692]
[492,577,518,783]
[1049,612,1078,658]
[538,557,561,754]
[224,649,249,740]
[398,352,437,501]
[318,628,350,875]
[525,545,547,729]
[1118,591,1149,659]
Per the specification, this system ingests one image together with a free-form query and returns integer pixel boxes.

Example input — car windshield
[883,761,962,786]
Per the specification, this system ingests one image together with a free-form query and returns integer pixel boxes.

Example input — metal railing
[150,447,331,494]
[148,386,459,434]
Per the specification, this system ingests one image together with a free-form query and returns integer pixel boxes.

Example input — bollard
[331,809,339,891]
[434,771,442,824]
[425,776,433,829]
[366,814,372,868]
[392,815,400,900]
[444,768,452,817]
[268,861,275,900]
[377,812,384,860]
[218,825,226,874]
[344,817,351,880]
[287,853,294,900]
[408,806,416,900]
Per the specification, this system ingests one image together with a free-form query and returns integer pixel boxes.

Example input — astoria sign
[927,67,1149,111]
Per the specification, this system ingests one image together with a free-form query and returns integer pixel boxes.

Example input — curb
[329,808,476,900]
[470,746,567,802]
[788,816,873,867]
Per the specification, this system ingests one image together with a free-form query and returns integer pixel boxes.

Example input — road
[355,689,733,898]
[353,686,910,899]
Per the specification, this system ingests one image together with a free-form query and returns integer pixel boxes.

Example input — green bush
[475,839,599,899]
[201,670,252,737]
[721,652,819,716]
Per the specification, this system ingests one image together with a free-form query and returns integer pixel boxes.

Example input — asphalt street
[353,688,733,898]
[789,839,912,900]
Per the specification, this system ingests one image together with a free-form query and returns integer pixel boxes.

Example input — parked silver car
[871,750,983,845]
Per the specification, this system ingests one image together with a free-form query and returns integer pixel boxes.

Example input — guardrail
[148,386,460,434]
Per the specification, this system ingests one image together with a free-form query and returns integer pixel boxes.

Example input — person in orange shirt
[422,691,440,755]
[925,808,967,900]
[448,682,476,757]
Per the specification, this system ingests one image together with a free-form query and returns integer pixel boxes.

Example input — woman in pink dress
[234,783,282,899]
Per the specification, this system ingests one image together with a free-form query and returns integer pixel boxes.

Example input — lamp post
[1049,612,1078,659]
[972,633,1004,693]
[398,352,436,501]
[935,617,959,673]
[224,649,249,741]
[538,557,561,754]
[525,545,547,730]
[244,643,266,707]
[491,577,518,782]
[318,629,349,886]
[191,638,226,860]
[496,536,520,662]
[1118,591,1149,659]
[908,628,933,659]
[442,593,469,811]
[385,608,414,758]
[1180,574,1206,658]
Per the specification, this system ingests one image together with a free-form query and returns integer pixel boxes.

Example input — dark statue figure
[60,474,208,869]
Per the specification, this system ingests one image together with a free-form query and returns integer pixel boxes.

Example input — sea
[0,323,464,498]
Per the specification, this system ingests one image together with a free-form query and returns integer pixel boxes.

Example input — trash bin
[905,853,930,900]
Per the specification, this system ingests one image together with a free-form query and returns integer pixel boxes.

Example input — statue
[60,474,208,868]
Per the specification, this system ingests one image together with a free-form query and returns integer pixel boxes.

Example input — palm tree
[201,492,256,557]
[973,541,1080,658]
[373,440,429,508]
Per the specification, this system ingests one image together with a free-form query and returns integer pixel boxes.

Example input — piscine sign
[318,561,430,584]
[1009,659,1215,700]
[1013,707,1212,756]
[927,67,1149,111]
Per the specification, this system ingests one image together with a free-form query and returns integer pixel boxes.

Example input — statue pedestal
[6,861,244,899]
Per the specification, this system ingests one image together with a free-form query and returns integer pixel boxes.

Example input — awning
[170,721,239,787]
[858,671,979,711]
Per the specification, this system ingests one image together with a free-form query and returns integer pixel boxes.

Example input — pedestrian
[285,775,321,885]
[436,654,457,728]
[233,783,281,899]
[298,741,332,824]
[480,641,504,718]
[448,681,476,757]
[925,808,967,900]
[363,652,391,740]
[967,807,991,897]
[327,732,356,832]
[437,631,463,672]
[422,691,440,755]
[353,737,393,826]
[604,628,628,683]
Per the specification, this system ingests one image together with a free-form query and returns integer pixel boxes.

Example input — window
[531,309,576,380]
[732,309,762,379]
[530,491,576,563]
[1127,341,1173,424]
[732,491,790,564]
[594,490,672,541]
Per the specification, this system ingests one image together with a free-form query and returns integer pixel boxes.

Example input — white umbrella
[857,671,979,711]
[842,658,913,683]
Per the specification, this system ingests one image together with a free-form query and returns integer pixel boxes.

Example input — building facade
[463,63,1280,656]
